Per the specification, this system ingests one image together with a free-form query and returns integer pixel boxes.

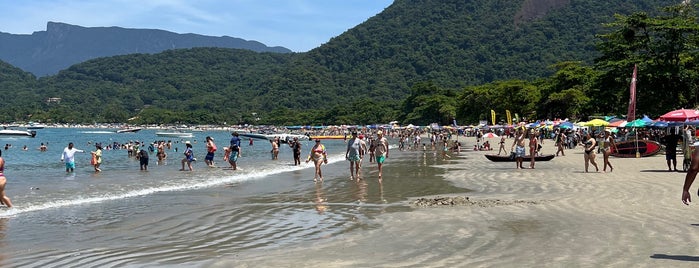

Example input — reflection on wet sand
[314,183,327,214]
[0,218,8,266]
[354,179,367,203]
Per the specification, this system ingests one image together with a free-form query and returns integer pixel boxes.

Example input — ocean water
[0,128,467,267]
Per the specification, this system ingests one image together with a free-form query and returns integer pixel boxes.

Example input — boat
[0,129,37,137]
[26,123,46,129]
[484,154,555,162]
[155,132,193,138]
[610,140,662,158]
[239,133,310,143]
[116,127,142,133]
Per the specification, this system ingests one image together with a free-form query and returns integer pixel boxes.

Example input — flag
[506,110,512,126]
[452,118,457,127]
[490,110,496,125]
[626,64,637,122]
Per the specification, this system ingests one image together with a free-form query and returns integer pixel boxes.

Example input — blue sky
[0,0,393,52]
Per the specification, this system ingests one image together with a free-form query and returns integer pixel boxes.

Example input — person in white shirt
[61,142,84,173]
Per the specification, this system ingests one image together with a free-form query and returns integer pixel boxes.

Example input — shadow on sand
[650,254,699,262]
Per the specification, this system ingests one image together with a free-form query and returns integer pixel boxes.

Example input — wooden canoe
[484,154,555,162]
[609,140,662,158]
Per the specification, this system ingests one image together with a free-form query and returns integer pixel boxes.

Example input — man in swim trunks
[374,130,389,181]
[229,132,242,170]
[510,128,526,169]
[61,142,84,173]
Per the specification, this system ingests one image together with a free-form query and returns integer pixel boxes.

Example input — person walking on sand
[497,135,507,155]
[374,130,389,181]
[61,142,84,173]
[583,132,599,172]
[229,132,242,170]
[682,142,699,205]
[600,130,615,172]
[0,150,13,207]
[204,136,217,167]
[91,143,103,172]
[528,130,539,169]
[346,131,364,180]
[306,139,328,182]
[555,129,566,156]
[664,131,680,172]
[510,128,526,169]
[180,141,195,171]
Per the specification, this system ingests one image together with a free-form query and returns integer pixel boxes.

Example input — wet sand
[208,136,699,267]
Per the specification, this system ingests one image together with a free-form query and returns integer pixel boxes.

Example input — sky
[0,0,394,52]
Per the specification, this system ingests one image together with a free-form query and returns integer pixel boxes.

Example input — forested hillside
[0,0,681,125]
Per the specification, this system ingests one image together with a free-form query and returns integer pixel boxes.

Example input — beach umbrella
[558,122,574,129]
[608,120,627,128]
[483,132,499,138]
[658,109,699,122]
[583,119,609,127]
[625,119,647,128]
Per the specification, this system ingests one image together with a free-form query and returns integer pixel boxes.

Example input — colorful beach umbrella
[483,132,499,138]
[625,119,647,128]
[658,109,699,122]
[583,119,609,127]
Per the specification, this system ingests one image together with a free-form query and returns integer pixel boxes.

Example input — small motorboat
[484,154,555,162]
[116,127,142,133]
[0,129,37,137]
[155,132,193,138]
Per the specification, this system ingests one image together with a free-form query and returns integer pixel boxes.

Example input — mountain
[0,22,292,76]
[0,0,682,124]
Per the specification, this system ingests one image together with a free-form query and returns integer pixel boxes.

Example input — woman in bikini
[306,139,328,182]
[601,130,615,172]
[583,132,599,173]
[528,130,539,169]
[0,150,13,207]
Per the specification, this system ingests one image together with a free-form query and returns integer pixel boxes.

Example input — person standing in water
[204,136,217,167]
[91,143,103,172]
[288,137,302,166]
[61,142,84,173]
[306,139,328,182]
[0,150,13,207]
[374,130,389,181]
[180,141,195,171]
[346,131,364,180]
[229,132,242,170]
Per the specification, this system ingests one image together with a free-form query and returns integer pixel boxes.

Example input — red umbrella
[658,109,699,122]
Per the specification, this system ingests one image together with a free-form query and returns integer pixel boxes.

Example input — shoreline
[207,136,699,267]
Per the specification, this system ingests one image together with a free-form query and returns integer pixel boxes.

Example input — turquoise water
[0,128,467,267]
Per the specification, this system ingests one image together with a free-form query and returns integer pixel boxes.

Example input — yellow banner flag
[490,110,496,125]
[506,110,512,126]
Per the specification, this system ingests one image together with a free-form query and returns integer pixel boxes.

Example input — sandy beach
[208,136,699,268]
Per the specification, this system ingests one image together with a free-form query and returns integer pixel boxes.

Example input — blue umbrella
[558,122,574,129]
